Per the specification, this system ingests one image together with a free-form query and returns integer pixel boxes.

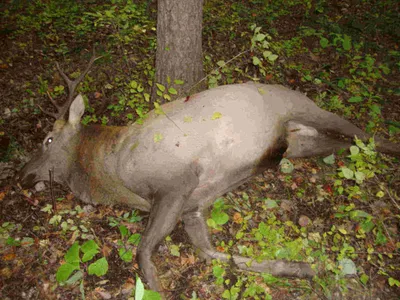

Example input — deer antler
[40,50,100,120]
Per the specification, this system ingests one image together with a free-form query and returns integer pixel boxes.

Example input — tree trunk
[151,0,205,104]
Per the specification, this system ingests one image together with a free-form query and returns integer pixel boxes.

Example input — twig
[187,49,250,94]
[49,168,56,213]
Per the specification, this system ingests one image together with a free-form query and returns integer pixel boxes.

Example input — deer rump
[19,80,399,295]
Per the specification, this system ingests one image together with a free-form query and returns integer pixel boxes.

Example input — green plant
[41,204,92,239]
[108,210,142,262]
[56,240,108,292]
[133,276,161,300]
[250,24,279,78]
[207,198,230,230]
[334,138,386,198]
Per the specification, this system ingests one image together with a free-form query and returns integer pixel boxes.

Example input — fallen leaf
[265,74,273,81]
[233,212,243,224]
[102,244,113,257]
[94,92,102,99]
[216,246,225,252]
[211,112,222,120]
[309,52,320,62]
[323,184,333,194]
[180,254,196,266]
[294,176,304,185]
[1,267,12,278]
[121,280,135,295]
[298,215,311,227]
[3,253,16,261]
[95,288,112,300]
[280,200,292,212]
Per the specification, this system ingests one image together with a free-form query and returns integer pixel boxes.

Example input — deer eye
[45,137,53,146]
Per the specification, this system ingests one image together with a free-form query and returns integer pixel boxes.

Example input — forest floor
[1,1,399,299]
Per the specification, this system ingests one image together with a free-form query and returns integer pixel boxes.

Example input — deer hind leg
[183,209,315,278]
[284,120,353,158]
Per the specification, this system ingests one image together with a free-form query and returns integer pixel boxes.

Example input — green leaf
[263,51,272,59]
[119,248,133,262]
[119,225,129,238]
[349,210,371,219]
[341,167,354,179]
[168,87,177,95]
[184,116,192,123]
[342,35,352,51]
[65,270,83,285]
[376,190,384,198]
[354,171,365,182]
[143,290,161,300]
[130,81,138,89]
[174,79,184,85]
[56,263,80,282]
[65,243,80,265]
[264,199,278,209]
[252,56,261,66]
[348,96,363,103]
[360,273,369,285]
[81,240,100,262]
[211,210,229,225]
[154,103,165,115]
[156,83,165,92]
[211,112,222,120]
[388,277,400,287]
[339,258,356,275]
[88,257,108,277]
[153,133,163,143]
[369,104,381,114]
[170,244,180,257]
[213,265,225,277]
[128,233,141,246]
[323,154,335,165]
[360,219,375,233]
[375,229,387,245]
[222,289,230,299]
[349,146,359,155]
[255,33,266,41]
[279,158,294,173]
[267,54,278,62]
[135,276,145,300]
[258,222,269,237]
[320,37,329,48]
[217,60,226,67]
[206,218,216,228]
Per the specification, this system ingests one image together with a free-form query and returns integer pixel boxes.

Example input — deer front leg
[183,210,315,278]
[137,173,198,293]
[137,191,185,292]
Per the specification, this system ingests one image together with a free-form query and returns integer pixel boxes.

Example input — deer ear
[68,94,85,126]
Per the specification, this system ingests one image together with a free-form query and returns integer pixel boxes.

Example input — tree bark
[151,0,205,104]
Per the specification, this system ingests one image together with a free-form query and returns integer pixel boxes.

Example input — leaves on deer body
[211,112,222,120]
[153,133,163,143]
